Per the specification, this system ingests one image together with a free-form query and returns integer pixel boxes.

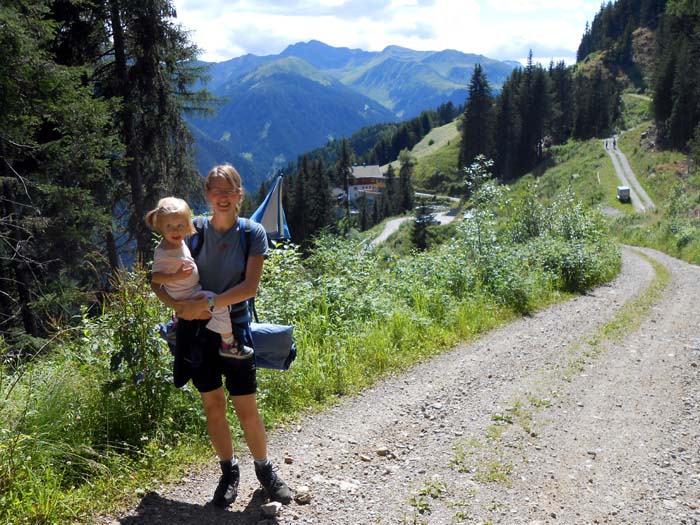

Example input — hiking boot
[254,461,292,504]
[212,462,240,507]
[219,338,254,359]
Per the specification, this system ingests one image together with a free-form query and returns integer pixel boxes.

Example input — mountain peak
[242,56,334,86]
[281,40,372,70]
[282,39,338,54]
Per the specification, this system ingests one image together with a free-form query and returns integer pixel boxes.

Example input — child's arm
[151,262,194,284]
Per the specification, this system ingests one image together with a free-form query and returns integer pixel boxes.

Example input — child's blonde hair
[144,197,196,236]
[205,164,244,214]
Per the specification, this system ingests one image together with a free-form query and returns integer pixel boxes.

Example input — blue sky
[173,0,603,65]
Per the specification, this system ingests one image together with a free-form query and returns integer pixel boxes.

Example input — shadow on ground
[118,490,274,525]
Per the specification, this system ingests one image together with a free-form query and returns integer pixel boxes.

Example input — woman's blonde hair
[144,197,196,235]
[205,164,244,214]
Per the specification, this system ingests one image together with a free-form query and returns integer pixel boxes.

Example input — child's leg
[219,330,254,360]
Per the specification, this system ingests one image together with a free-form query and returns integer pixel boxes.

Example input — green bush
[0,269,207,524]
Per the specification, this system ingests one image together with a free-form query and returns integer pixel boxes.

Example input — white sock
[254,457,270,467]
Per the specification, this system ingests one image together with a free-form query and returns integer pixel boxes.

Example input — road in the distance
[605,137,656,212]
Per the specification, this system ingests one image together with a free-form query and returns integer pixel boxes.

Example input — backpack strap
[227,218,259,323]
[238,218,259,323]
[187,216,206,259]
[239,217,252,272]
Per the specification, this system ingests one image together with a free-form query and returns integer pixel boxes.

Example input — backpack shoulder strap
[187,216,206,259]
[239,217,252,261]
[238,217,259,323]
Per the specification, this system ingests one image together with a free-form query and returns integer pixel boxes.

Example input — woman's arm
[150,281,179,309]
[150,282,210,320]
[207,255,264,311]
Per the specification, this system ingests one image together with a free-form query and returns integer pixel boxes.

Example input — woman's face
[206,177,242,215]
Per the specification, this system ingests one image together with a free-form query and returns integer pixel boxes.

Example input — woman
[151,164,292,507]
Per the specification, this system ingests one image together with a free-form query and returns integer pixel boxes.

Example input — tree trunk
[1,177,39,337]
[109,0,148,262]
[105,229,120,273]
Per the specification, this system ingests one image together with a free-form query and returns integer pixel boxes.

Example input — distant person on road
[150,165,293,508]
[605,139,608,149]
[613,138,617,149]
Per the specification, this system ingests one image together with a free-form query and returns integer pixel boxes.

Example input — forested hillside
[576,0,700,150]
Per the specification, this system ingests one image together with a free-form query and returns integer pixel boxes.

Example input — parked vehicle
[617,186,631,203]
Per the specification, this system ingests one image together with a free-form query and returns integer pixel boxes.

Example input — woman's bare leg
[231,393,267,459]
[200,387,233,459]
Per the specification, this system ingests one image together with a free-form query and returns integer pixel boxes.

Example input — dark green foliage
[576,0,666,62]
[0,0,121,338]
[383,164,399,217]
[411,205,432,250]
[398,150,416,212]
[492,78,522,182]
[104,0,211,261]
[572,66,621,139]
[652,10,700,149]
[517,53,550,171]
[487,55,581,182]
[548,61,575,145]
[459,64,495,168]
[284,156,334,245]
[0,0,213,345]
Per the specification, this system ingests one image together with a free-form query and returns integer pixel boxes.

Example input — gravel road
[605,139,656,212]
[108,246,699,525]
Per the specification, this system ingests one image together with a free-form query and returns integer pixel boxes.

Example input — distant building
[348,165,385,202]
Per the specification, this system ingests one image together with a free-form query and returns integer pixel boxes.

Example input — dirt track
[108,246,699,525]
[605,139,656,212]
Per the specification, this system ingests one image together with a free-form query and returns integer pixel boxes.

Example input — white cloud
[173,0,601,63]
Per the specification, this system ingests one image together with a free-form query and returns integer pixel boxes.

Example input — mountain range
[189,40,519,190]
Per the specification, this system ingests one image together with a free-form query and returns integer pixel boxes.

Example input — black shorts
[175,319,257,395]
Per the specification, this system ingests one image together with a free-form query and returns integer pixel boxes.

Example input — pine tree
[459,64,494,169]
[493,75,522,182]
[336,139,354,232]
[411,205,431,251]
[398,149,415,213]
[358,194,370,231]
[290,159,309,243]
[383,164,398,216]
[104,0,212,262]
[515,52,541,174]
[0,0,119,336]
[548,61,575,144]
[667,42,697,148]
[306,158,333,238]
[577,21,592,62]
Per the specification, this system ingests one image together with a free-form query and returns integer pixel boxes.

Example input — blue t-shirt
[194,217,269,295]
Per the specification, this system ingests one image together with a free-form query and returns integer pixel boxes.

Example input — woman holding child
[147,164,292,507]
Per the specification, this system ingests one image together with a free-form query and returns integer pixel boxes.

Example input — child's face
[159,215,189,245]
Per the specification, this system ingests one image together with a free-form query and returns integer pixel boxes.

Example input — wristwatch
[207,296,216,312]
